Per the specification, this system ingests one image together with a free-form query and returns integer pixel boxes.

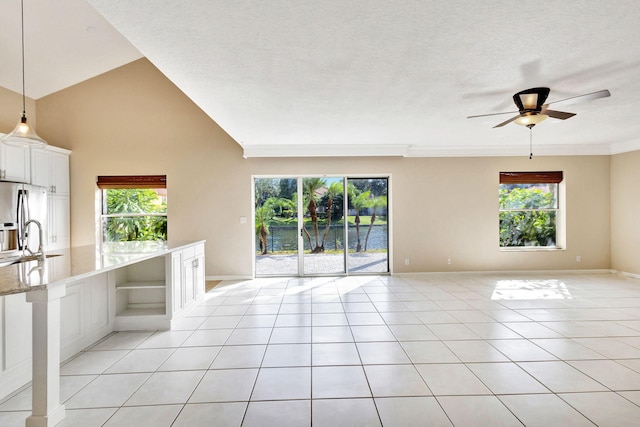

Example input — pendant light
[1,0,47,148]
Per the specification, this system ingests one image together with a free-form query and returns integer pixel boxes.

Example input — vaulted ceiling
[2,1,639,157]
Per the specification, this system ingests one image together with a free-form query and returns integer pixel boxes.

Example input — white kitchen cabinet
[193,244,205,300]
[170,250,183,314]
[3,293,32,370]
[48,194,70,250]
[60,282,83,352]
[165,243,206,321]
[0,293,33,399]
[31,146,70,195]
[0,142,30,182]
[180,242,205,312]
[0,276,111,401]
[113,243,206,331]
[30,149,46,186]
[60,273,112,361]
[182,254,195,306]
[31,146,71,251]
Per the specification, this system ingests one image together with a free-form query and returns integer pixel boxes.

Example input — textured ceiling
[0,0,141,99]
[2,1,640,157]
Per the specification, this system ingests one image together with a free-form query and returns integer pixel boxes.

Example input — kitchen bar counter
[0,240,206,427]
[0,240,204,296]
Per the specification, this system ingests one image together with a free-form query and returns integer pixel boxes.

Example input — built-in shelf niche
[114,256,166,317]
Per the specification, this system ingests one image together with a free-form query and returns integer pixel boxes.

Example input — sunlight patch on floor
[491,279,572,300]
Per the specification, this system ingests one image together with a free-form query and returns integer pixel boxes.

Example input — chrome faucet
[23,219,46,260]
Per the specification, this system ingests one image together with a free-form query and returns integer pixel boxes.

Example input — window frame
[498,171,564,250]
[97,175,168,243]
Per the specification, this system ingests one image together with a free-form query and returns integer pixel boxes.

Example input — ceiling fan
[467,87,611,128]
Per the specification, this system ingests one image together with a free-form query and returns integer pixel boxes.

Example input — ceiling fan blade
[493,115,521,128]
[543,109,576,120]
[467,110,518,119]
[547,89,611,107]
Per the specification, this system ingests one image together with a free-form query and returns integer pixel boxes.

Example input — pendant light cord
[20,0,26,115]
[4,0,47,147]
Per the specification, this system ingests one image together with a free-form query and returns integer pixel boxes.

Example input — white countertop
[0,240,205,296]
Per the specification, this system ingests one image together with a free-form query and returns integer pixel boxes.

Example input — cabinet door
[183,257,195,305]
[0,143,30,182]
[30,149,50,188]
[60,282,84,349]
[171,251,183,314]
[89,275,110,330]
[50,153,69,195]
[3,293,32,370]
[48,195,70,250]
[194,253,205,299]
[30,148,70,195]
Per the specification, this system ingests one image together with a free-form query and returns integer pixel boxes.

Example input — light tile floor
[2,272,640,426]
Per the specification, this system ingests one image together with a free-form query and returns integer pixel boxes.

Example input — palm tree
[349,187,371,252]
[302,177,326,253]
[364,195,387,251]
[255,204,274,255]
[255,196,294,255]
[270,196,296,219]
[319,180,344,252]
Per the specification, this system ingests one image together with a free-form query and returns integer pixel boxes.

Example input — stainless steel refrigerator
[0,181,47,259]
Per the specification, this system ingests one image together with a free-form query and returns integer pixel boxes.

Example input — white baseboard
[394,269,615,277]
[613,270,640,281]
[209,270,631,281]
[206,275,254,281]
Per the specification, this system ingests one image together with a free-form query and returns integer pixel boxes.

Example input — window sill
[500,246,565,252]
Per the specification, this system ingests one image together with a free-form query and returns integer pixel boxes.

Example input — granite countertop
[0,240,205,296]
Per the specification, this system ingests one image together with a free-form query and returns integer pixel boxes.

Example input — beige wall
[252,154,612,274]
[611,150,640,276]
[0,59,619,277]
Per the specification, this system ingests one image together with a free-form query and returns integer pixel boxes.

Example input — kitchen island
[0,240,206,427]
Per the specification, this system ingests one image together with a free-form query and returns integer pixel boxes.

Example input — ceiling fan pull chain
[529,127,533,159]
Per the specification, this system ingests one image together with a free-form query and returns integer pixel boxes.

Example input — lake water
[259,224,388,253]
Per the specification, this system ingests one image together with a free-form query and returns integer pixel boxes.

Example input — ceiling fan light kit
[514,113,548,128]
[513,87,550,112]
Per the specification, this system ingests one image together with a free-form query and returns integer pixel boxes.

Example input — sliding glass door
[301,177,346,275]
[254,176,389,277]
[347,178,389,274]
[254,177,299,276]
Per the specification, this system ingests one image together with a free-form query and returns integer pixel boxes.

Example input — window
[499,171,563,248]
[97,175,167,242]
